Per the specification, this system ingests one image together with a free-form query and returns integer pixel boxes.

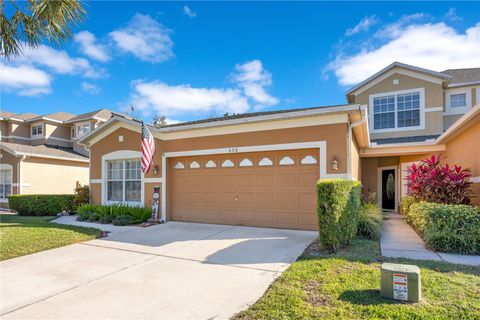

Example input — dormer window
[369,88,424,133]
[77,123,91,137]
[31,124,43,137]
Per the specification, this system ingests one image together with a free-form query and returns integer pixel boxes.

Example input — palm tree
[0,0,86,59]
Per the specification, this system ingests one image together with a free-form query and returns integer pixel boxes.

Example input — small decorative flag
[141,122,156,173]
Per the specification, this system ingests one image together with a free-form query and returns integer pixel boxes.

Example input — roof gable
[345,62,452,98]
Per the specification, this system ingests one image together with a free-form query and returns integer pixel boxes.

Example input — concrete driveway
[1,222,316,319]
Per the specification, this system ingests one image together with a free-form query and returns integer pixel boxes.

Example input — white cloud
[16,44,103,78]
[74,31,110,62]
[0,63,51,96]
[345,16,378,36]
[232,60,279,107]
[131,81,249,116]
[109,13,173,63]
[445,8,462,22]
[128,60,278,118]
[183,5,197,18]
[327,22,480,86]
[80,82,102,95]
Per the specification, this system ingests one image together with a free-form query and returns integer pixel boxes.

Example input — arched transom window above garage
[258,157,273,166]
[205,160,216,168]
[300,155,318,165]
[190,161,200,169]
[279,156,294,165]
[239,159,253,167]
[221,159,235,168]
[174,162,185,169]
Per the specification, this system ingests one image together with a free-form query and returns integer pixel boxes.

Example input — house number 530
[228,147,238,153]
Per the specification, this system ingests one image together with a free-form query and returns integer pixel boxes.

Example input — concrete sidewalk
[380,211,480,266]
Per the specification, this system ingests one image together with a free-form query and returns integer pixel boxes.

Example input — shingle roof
[65,109,112,123]
[157,103,355,129]
[0,111,39,120]
[441,68,480,85]
[0,109,112,123]
[43,111,76,122]
[371,135,440,145]
[0,142,88,161]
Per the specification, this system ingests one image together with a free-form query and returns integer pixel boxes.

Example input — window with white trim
[372,91,421,131]
[0,166,12,199]
[77,123,91,137]
[31,124,43,136]
[107,159,141,203]
[450,94,466,109]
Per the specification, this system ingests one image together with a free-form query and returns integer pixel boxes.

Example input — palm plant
[1,0,86,59]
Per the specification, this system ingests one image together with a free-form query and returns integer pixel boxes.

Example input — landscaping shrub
[357,203,383,240]
[317,179,361,252]
[400,195,417,215]
[405,155,472,204]
[75,203,151,225]
[8,195,75,216]
[404,201,480,254]
[113,215,133,226]
[73,183,89,208]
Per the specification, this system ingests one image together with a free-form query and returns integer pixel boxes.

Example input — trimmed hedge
[76,204,151,225]
[403,200,480,254]
[317,179,361,252]
[357,203,383,240]
[8,194,75,216]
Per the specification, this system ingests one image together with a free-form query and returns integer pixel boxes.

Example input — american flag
[141,122,156,173]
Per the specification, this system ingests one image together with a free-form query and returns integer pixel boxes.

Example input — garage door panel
[276,173,297,187]
[299,193,317,209]
[256,173,275,186]
[237,173,256,186]
[299,214,318,228]
[276,212,297,227]
[276,193,298,208]
[298,172,319,186]
[171,149,319,230]
[255,192,275,209]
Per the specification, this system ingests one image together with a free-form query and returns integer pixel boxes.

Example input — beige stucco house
[0,109,111,208]
[74,63,479,230]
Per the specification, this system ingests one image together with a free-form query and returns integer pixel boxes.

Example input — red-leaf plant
[405,154,472,205]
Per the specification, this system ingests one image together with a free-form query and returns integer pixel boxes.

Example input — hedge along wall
[402,197,480,255]
[317,179,361,252]
[8,195,75,216]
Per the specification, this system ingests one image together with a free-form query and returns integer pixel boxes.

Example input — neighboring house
[72,62,479,231]
[0,109,112,208]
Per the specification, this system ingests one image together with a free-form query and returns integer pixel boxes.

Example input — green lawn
[235,238,480,320]
[0,214,102,260]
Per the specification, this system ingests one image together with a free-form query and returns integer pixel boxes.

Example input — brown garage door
[170,149,320,230]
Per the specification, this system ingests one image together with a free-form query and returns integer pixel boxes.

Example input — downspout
[347,106,367,180]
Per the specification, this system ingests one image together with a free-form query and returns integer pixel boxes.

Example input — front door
[381,169,395,210]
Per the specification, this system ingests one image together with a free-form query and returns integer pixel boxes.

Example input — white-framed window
[0,165,13,199]
[450,94,466,108]
[106,159,141,203]
[31,123,43,137]
[445,88,472,115]
[76,123,91,138]
[369,88,425,133]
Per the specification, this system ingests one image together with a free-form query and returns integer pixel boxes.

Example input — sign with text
[393,273,408,301]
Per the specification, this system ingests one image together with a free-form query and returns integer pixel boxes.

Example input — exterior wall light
[332,157,339,171]
[153,165,159,175]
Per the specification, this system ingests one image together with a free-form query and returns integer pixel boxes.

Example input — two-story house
[75,63,479,230]
[0,109,111,208]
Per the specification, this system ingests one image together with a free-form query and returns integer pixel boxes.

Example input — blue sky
[1,1,479,123]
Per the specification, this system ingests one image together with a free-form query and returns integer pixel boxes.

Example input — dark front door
[381,169,395,210]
